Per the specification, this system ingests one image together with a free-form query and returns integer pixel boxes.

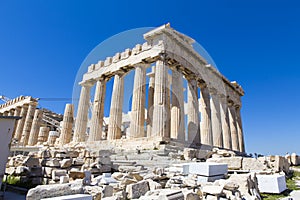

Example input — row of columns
[74,59,245,152]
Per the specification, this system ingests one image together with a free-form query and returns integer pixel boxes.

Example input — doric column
[228,101,239,151]
[12,106,21,138]
[28,109,43,146]
[130,64,147,138]
[187,78,200,144]
[146,67,155,137]
[14,104,29,141]
[8,109,15,116]
[210,89,223,148]
[73,83,92,143]
[199,83,213,146]
[20,103,37,146]
[37,126,50,145]
[236,105,245,152]
[107,74,124,140]
[170,69,185,141]
[60,104,74,144]
[152,60,170,138]
[88,80,106,141]
[219,95,232,149]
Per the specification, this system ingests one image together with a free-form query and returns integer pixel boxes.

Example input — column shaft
[73,84,91,142]
[20,103,37,145]
[152,60,170,138]
[28,109,43,146]
[14,105,29,141]
[130,65,147,138]
[210,91,223,148]
[199,85,213,146]
[37,127,50,145]
[12,106,21,138]
[107,74,124,140]
[187,79,200,144]
[220,96,232,149]
[146,68,155,137]
[60,104,74,144]
[170,70,185,141]
[228,102,239,151]
[89,80,106,141]
[236,106,245,152]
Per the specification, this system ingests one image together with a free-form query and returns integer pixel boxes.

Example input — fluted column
[210,89,223,148]
[12,106,21,138]
[236,105,245,152]
[28,109,43,146]
[187,79,200,144]
[152,60,170,138]
[146,68,155,137]
[130,64,147,138]
[219,95,232,149]
[170,69,185,141]
[107,74,124,140]
[20,103,37,145]
[199,84,212,146]
[228,101,239,151]
[14,105,28,141]
[60,104,74,144]
[88,80,106,141]
[37,126,50,145]
[73,83,92,142]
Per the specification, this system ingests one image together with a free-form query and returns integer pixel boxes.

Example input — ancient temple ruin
[73,24,245,152]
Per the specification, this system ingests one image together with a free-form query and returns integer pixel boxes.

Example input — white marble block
[197,174,225,183]
[41,194,93,200]
[256,174,287,194]
[182,162,228,176]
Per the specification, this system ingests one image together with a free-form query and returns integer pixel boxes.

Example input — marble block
[182,162,228,176]
[256,174,287,194]
[197,174,225,183]
[41,194,93,200]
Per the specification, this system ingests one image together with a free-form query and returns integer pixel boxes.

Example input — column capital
[135,63,150,68]
[80,80,94,87]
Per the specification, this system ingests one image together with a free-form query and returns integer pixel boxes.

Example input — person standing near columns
[199,83,213,146]
[210,88,223,148]
[219,95,232,149]
[187,78,200,144]
[20,102,37,146]
[152,59,170,138]
[14,104,28,142]
[73,82,92,143]
[130,64,147,138]
[228,101,239,151]
[170,69,185,141]
[60,104,74,144]
[107,73,124,140]
[88,79,106,142]
[146,67,155,137]
[236,105,245,152]
[28,109,43,146]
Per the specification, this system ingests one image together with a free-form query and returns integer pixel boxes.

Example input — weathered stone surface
[60,158,73,168]
[41,158,60,167]
[207,157,243,170]
[26,181,84,200]
[147,179,162,191]
[41,194,93,200]
[22,156,40,167]
[182,162,228,176]
[242,158,267,171]
[60,175,70,184]
[126,180,150,199]
[202,185,223,195]
[52,169,68,181]
[69,171,85,180]
[256,174,286,194]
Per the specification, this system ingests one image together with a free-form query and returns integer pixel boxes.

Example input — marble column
[37,126,50,145]
[187,79,200,144]
[73,83,92,143]
[228,101,239,151]
[20,103,37,146]
[28,109,43,146]
[8,109,15,116]
[130,64,147,138]
[199,84,213,146]
[170,69,185,141]
[89,79,106,141]
[107,74,124,140]
[236,106,245,152]
[219,95,232,149]
[14,105,29,141]
[146,68,155,137]
[60,104,74,144]
[12,106,21,138]
[152,60,170,138]
[210,89,223,148]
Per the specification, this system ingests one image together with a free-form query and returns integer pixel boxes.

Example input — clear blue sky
[1,1,299,155]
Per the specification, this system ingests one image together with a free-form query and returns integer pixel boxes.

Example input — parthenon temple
[73,24,245,152]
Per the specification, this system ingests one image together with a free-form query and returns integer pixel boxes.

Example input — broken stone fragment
[126,180,150,199]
